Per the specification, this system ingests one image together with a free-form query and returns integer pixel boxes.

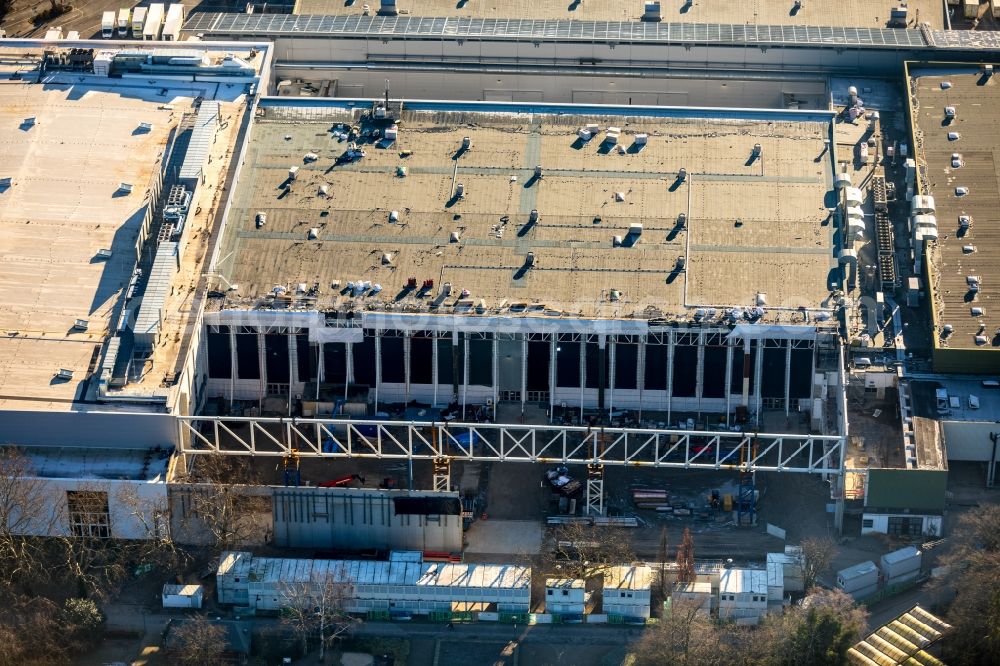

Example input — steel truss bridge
[179,416,844,474]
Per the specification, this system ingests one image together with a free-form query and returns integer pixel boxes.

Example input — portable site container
[671,581,713,616]
[545,578,588,615]
[765,560,784,602]
[718,569,768,620]
[603,565,653,619]
[217,551,253,605]
[767,551,804,593]
[837,561,878,594]
[162,584,204,609]
[880,546,922,582]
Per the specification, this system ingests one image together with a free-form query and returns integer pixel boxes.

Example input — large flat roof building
[290,0,947,29]
[907,63,1000,372]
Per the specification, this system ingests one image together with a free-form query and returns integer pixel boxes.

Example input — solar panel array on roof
[183,12,929,48]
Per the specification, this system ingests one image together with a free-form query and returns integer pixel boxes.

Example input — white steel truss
[177,416,845,474]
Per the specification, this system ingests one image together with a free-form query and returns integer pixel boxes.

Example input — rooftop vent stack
[642,1,662,22]
[983,64,994,77]
[534,165,543,179]
[441,282,452,297]
[379,0,398,16]
[942,324,953,336]
[529,209,539,223]
[308,227,319,239]
[525,252,535,268]
[677,167,687,182]
[455,183,465,199]
[389,210,399,223]
[461,136,472,152]
[752,143,762,157]
[382,252,393,265]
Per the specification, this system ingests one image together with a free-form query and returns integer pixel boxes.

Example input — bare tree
[544,522,635,580]
[800,536,836,591]
[0,447,60,588]
[934,502,1000,665]
[759,587,868,666]
[635,597,729,666]
[175,454,272,552]
[165,616,228,666]
[0,593,72,665]
[280,567,358,659]
[675,527,696,585]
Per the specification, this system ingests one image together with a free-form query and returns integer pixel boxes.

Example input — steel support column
[695,331,705,411]
[724,341,733,426]
[433,457,451,492]
[608,340,616,417]
[784,340,792,416]
[316,342,324,400]
[492,334,498,419]
[257,332,266,405]
[345,341,353,402]
[462,336,470,418]
[432,334,439,406]
[521,336,528,414]
[228,327,237,406]
[549,336,557,420]
[586,463,604,516]
[753,340,764,421]
[374,334,381,411]
[579,340,586,421]
[666,330,675,424]
[637,337,646,420]
[404,332,412,404]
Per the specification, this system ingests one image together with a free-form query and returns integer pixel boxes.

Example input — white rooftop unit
[143,3,165,40]
[844,186,863,206]
[911,195,935,214]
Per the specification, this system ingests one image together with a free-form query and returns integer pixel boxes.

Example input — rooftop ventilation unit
[96,248,113,259]
[972,307,984,316]
[975,335,988,346]
[642,1,662,22]
[56,368,74,380]
[389,210,399,223]
[628,222,643,237]
[118,182,133,194]
[288,166,299,180]
[635,133,648,148]
[0,177,11,187]
[534,165,543,179]
[455,183,465,199]
[529,209,539,223]
[379,0,398,16]
[956,186,969,196]
[304,152,318,162]
[948,132,961,141]
[462,136,471,150]
[450,231,461,243]
[308,228,319,240]
[382,253,393,265]
[944,106,956,120]
[677,168,687,182]
[963,244,976,253]
[524,252,535,268]
[255,212,267,228]
[137,121,153,132]
[73,318,89,330]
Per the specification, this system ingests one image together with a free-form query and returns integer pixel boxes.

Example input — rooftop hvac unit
[577,128,592,141]
[612,235,623,247]
[379,0,398,16]
[944,106,956,120]
[910,195,935,214]
[963,244,976,253]
[635,133,648,147]
[382,253,393,265]
[951,153,963,168]
[529,209,539,223]
[288,166,299,181]
[948,131,961,141]
[614,191,626,202]
[304,152,318,162]
[96,248,113,259]
[56,368,74,380]
[959,215,971,228]
[450,231,461,243]
[756,292,767,306]
[525,252,535,267]
[628,222,643,237]
[972,306,984,316]
[677,167,687,182]
[455,183,465,198]
[834,172,851,189]
[384,125,398,141]
[308,227,319,239]
[73,318,89,330]
[642,1,662,22]
[462,136,471,150]
[137,121,153,132]
[255,212,267,228]
[976,335,988,346]
[956,186,969,196]
[605,129,620,145]
[318,184,329,196]
[389,210,399,222]
[118,182,133,194]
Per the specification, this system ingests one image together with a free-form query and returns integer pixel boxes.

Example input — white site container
[837,561,878,594]
[718,569,768,620]
[163,584,204,609]
[880,546,921,582]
